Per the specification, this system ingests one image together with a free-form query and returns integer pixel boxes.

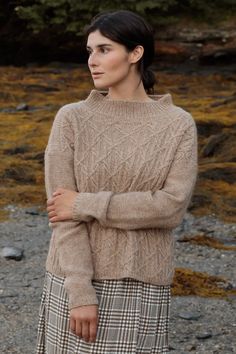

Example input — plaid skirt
[36,271,171,354]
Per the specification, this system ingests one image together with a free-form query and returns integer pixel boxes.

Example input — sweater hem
[45,263,174,287]
[93,272,174,286]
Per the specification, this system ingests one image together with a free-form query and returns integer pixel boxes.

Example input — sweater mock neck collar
[83,89,174,118]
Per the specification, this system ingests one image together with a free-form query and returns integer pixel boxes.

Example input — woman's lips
[92,73,104,78]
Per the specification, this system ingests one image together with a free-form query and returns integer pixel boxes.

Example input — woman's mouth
[92,73,104,79]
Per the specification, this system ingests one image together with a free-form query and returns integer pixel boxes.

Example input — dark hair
[84,10,156,94]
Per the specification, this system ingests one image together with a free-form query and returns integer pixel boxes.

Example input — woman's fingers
[47,205,55,212]
[53,191,62,197]
[47,187,69,206]
[89,317,98,343]
[81,321,90,342]
[47,208,60,223]
[75,319,82,338]
[48,211,57,217]
[48,214,59,223]
[70,317,76,333]
[47,198,54,206]
[53,187,66,196]
[69,306,98,343]
[46,196,62,222]
[47,194,60,206]
[72,318,92,343]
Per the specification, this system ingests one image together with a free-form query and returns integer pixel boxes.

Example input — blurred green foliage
[14,0,236,35]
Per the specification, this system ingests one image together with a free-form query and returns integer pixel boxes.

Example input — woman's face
[86,30,134,90]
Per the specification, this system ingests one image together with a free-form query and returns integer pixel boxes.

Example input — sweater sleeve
[72,118,198,230]
[45,106,98,309]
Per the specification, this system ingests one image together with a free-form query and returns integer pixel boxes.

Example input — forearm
[72,121,198,231]
[72,174,196,230]
[45,107,98,309]
[51,220,98,309]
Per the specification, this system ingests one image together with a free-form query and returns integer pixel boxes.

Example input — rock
[25,207,39,215]
[168,344,176,351]
[25,84,59,92]
[1,246,24,261]
[210,94,236,107]
[23,151,45,164]
[0,289,19,299]
[199,42,236,65]
[4,145,32,155]
[16,103,28,111]
[196,332,212,340]
[178,311,201,321]
[216,280,234,291]
[188,193,212,213]
[201,133,228,157]
[196,121,225,137]
[185,343,197,351]
[0,107,15,113]
[2,164,36,183]
[26,223,37,227]
[201,132,236,162]
[199,165,236,184]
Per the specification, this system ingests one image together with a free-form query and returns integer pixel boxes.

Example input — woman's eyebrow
[86,44,113,50]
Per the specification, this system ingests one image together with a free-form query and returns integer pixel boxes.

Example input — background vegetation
[0,0,236,64]
[11,0,236,34]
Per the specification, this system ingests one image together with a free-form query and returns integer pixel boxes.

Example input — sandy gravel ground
[0,206,235,354]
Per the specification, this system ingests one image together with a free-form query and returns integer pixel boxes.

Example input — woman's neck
[106,93,154,102]
[106,82,154,102]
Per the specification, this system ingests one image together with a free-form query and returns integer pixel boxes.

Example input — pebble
[25,207,40,215]
[196,332,212,340]
[185,344,197,351]
[178,312,201,321]
[1,246,24,261]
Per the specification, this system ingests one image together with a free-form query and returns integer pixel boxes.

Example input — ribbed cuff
[66,282,99,310]
[68,293,99,310]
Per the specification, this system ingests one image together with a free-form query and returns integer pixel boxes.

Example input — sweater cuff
[72,191,113,224]
[67,283,99,310]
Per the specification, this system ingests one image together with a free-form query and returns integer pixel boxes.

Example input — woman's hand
[46,187,78,222]
[70,304,99,343]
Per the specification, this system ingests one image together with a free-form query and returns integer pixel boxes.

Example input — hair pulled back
[84,10,156,94]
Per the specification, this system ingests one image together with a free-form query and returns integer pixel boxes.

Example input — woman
[36,10,198,354]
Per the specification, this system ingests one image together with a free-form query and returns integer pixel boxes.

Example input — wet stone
[1,246,24,261]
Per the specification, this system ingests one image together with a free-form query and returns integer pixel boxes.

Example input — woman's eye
[101,47,109,53]
[86,48,109,55]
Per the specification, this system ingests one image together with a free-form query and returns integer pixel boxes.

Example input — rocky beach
[0,23,236,352]
[0,206,235,353]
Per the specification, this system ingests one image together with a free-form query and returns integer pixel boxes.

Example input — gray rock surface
[0,206,235,353]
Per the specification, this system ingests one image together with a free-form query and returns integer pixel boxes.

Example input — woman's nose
[88,52,98,67]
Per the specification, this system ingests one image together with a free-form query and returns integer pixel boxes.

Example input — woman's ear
[129,45,144,64]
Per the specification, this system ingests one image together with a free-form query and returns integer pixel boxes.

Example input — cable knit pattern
[45,89,198,309]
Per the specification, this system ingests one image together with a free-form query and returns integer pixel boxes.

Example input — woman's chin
[93,82,108,90]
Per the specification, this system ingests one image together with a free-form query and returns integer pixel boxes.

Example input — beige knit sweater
[45,89,198,310]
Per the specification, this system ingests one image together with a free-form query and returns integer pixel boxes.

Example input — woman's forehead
[87,30,115,48]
